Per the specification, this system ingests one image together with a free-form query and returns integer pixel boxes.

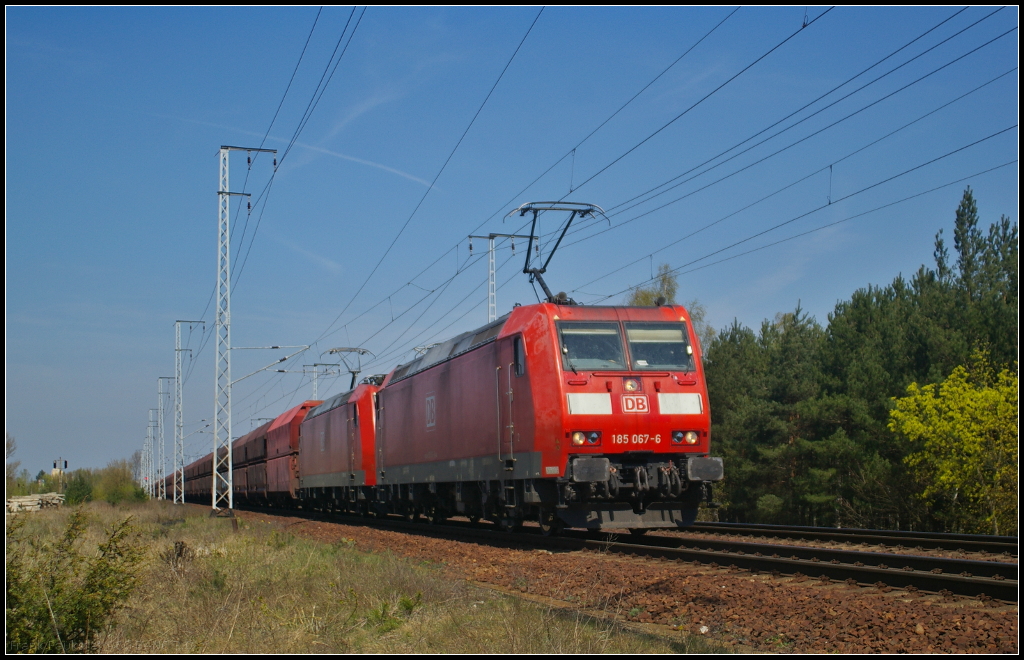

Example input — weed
[398,592,422,615]
[210,568,227,592]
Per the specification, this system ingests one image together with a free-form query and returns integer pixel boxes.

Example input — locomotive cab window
[514,336,526,377]
[557,322,626,371]
[624,322,695,372]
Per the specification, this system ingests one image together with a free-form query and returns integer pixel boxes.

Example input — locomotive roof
[305,389,353,421]
[389,312,510,384]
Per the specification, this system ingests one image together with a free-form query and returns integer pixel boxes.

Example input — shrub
[6,511,144,653]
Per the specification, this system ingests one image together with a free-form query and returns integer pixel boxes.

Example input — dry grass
[8,501,723,653]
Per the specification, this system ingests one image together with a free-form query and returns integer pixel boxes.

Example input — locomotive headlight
[571,431,587,446]
[587,431,601,445]
[672,431,684,444]
[684,431,699,445]
[623,378,640,392]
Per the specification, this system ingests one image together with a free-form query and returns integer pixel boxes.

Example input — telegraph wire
[315,7,545,346]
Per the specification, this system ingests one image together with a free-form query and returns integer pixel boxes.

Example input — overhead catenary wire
[310,9,740,347]
[594,159,1018,303]
[192,10,1007,437]
[568,65,1018,294]
[597,7,1009,221]
[205,9,367,434]
[562,7,835,198]
[315,7,545,346]
[583,126,1018,304]
[602,6,979,216]
[307,4,836,357]
[233,7,325,262]
[538,16,1017,256]
[182,8,342,383]
[546,8,1011,254]
[458,6,741,240]
[235,7,367,290]
[247,11,1007,390]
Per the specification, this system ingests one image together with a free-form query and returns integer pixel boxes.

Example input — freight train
[173,203,724,534]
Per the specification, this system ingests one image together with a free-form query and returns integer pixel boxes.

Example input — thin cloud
[268,232,343,274]
[144,112,434,188]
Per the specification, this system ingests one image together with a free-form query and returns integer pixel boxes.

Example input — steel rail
[578,539,1017,602]
[612,534,1017,580]
[687,522,1018,555]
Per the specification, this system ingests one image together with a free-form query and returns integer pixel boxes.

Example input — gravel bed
[236,510,1018,653]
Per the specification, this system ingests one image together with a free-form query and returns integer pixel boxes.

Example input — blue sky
[6,6,1018,475]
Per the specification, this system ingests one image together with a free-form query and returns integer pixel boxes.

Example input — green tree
[92,460,145,505]
[625,263,715,348]
[626,263,678,307]
[6,433,20,488]
[888,354,1018,535]
[64,471,94,505]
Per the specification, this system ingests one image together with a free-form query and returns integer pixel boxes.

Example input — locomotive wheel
[468,515,481,526]
[427,507,446,525]
[500,516,523,533]
[538,510,564,537]
[402,509,421,523]
[628,528,649,537]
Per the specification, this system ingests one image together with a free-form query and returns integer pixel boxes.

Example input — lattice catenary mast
[174,320,204,504]
[212,145,276,514]
[468,233,532,323]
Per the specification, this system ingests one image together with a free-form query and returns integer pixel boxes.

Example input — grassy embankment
[7,501,723,653]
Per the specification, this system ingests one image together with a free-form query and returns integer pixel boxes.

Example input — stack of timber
[6,492,64,512]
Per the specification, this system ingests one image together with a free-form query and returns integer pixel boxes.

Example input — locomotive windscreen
[624,322,695,371]
[557,322,626,370]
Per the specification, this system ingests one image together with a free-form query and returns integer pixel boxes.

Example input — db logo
[621,394,649,413]
[425,395,437,429]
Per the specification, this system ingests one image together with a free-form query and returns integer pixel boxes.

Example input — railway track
[686,521,1018,556]
[230,504,1017,602]
[568,532,1017,602]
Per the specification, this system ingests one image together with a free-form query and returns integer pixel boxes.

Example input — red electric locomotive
[372,299,722,532]
[364,202,722,532]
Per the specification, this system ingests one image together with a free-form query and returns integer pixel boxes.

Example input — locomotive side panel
[298,400,339,488]
[380,341,508,483]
